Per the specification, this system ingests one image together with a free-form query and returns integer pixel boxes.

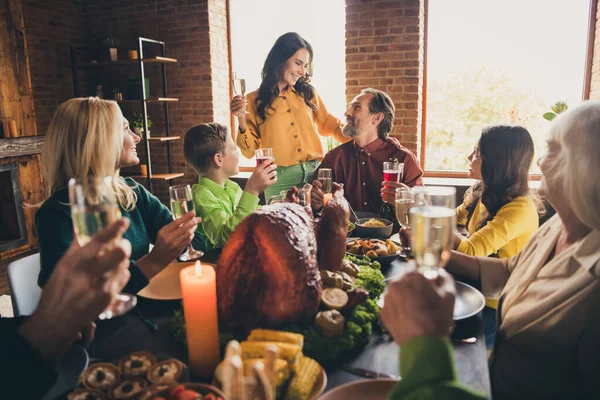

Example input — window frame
[420,0,595,179]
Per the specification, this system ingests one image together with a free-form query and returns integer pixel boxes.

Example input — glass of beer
[383,161,404,186]
[255,148,274,167]
[69,176,137,320]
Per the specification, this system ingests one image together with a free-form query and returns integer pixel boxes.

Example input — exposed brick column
[589,1,600,99]
[345,0,425,157]
[208,0,230,126]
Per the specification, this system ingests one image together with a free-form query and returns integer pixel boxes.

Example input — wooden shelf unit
[70,38,183,193]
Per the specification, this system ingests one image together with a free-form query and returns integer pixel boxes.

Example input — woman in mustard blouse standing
[454,124,541,348]
[231,32,349,199]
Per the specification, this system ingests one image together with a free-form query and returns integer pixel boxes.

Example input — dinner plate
[42,344,89,400]
[378,280,485,321]
[137,261,216,300]
[318,378,398,400]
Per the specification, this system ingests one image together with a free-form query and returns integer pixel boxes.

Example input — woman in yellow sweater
[453,124,541,348]
[231,32,349,199]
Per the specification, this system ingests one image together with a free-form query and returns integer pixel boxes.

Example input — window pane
[229,0,346,166]
[425,0,590,173]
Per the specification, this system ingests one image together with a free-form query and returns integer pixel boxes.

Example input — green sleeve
[193,186,258,249]
[131,178,206,252]
[389,337,488,400]
[35,198,75,289]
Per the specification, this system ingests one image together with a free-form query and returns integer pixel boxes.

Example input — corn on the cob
[248,329,304,347]
[284,356,321,400]
[241,341,301,362]
[242,358,290,387]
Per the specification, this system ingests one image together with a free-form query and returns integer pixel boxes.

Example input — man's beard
[342,121,358,138]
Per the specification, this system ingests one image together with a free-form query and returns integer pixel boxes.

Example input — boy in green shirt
[183,123,277,250]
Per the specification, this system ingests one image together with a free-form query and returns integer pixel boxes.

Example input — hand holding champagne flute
[169,184,204,262]
[69,176,137,319]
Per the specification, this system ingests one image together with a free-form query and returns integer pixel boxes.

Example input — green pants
[265,160,320,201]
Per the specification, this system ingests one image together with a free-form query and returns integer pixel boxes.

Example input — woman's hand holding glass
[151,211,201,266]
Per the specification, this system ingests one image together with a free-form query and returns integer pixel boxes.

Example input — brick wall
[589,0,600,99]
[345,0,425,156]
[27,0,232,202]
[23,0,87,136]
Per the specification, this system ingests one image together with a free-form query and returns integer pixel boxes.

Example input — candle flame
[194,260,202,277]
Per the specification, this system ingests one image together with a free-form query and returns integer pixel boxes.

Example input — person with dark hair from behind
[231,32,351,200]
[311,88,423,213]
[382,268,487,400]
[0,219,132,399]
[183,123,277,250]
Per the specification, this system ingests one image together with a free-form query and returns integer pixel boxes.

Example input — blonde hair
[547,100,600,230]
[42,97,137,211]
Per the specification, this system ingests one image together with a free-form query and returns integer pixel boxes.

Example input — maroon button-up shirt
[316,137,423,213]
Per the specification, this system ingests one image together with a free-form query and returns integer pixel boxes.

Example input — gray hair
[361,88,395,139]
[548,100,600,230]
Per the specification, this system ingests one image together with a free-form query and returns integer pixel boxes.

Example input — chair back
[7,253,41,317]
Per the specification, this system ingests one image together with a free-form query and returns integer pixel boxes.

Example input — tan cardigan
[478,215,600,399]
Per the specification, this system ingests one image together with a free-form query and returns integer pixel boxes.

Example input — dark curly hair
[464,125,537,230]
[255,32,317,122]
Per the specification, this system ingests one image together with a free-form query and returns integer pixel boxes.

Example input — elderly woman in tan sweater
[445,100,600,399]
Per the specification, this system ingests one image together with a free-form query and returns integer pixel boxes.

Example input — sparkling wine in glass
[317,168,333,194]
[409,186,456,278]
[232,72,246,97]
[169,184,204,262]
[255,148,274,167]
[69,176,137,320]
[395,185,414,254]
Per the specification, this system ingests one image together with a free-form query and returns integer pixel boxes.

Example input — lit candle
[180,260,221,378]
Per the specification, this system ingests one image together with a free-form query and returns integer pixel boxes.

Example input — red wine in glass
[256,156,274,167]
[383,170,400,183]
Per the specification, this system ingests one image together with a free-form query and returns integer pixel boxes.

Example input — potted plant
[101,37,121,61]
[132,113,152,135]
[543,100,568,121]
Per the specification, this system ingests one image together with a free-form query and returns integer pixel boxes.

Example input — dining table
[85,253,491,398]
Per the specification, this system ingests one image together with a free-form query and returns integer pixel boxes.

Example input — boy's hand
[245,161,277,196]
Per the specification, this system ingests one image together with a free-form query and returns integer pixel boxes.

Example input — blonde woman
[443,101,600,399]
[36,97,204,293]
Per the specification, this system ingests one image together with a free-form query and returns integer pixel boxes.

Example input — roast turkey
[216,187,350,331]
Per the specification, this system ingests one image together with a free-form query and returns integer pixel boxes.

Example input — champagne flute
[395,184,415,255]
[409,186,456,278]
[317,169,332,194]
[255,148,274,167]
[69,176,137,320]
[169,184,204,262]
[232,72,249,115]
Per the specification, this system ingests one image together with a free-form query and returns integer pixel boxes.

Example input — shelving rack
[70,37,181,193]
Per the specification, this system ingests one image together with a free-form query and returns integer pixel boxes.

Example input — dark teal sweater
[35,178,206,293]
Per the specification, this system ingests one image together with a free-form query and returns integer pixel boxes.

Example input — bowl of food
[346,238,401,266]
[354,218,393,239]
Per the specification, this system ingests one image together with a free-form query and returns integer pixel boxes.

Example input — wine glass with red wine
[255,148,274,167]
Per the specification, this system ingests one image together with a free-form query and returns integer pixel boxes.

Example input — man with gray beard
[311,88,423,213]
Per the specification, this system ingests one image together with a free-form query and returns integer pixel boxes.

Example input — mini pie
[110,377,148,400]
[147,359,183,384]
[119,351,157,378]
[139,383,174,400]
[82,363,120,392]
[67,388,110,400]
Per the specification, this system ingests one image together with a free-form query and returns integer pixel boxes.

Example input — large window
[425,0,590,173]
[229,0,346,166]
